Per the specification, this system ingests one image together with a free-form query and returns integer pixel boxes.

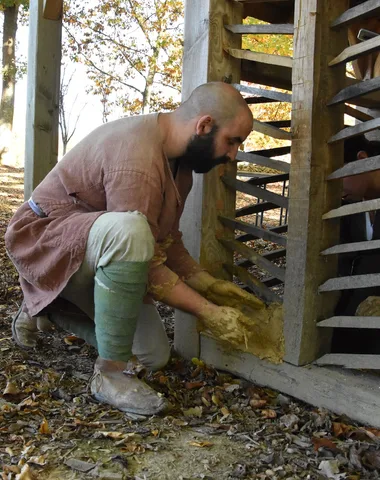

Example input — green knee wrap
[94,261,149,361]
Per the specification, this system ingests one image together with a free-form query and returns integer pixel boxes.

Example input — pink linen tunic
[5,114,202,316]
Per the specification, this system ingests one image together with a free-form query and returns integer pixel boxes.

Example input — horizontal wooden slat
[241,58,292,91]
[235,224,288,242]
[331,0,380,29]
[236,151,290,173]
[344,77,380,109]
[319,273,380,292]
[224,263,282,304]
[233,83,292,103]
[328,117,380,144]
[266,120,292,128]
[327,154,380,180]
[253,119,292,140]
[219,215,287,246]
[245,97,277,104]
[344,105,374,123]
[323,198,380,220]
[226,47,293,68]
[253,146,291,157]
[221,238,286,281]
[315,354,380,370]
[225,24,293,35]
[318,316,380,329]
[262,276,283,287]
[237,248,286,268]
[247,173,289,185]
[222,176,289,208]
[321,239,380,256]
[329,35,380,67]
[235,201,279,218]
[328,77,380,106]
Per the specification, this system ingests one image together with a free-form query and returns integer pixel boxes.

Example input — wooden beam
[319,273,380,292]
[321,239,380,256]
[236,224,288,242]
[241,58,292,91]
[328,77,380,106]
[331,0,380,29]
[252,119,292,140]
[323,198,380,220]
[224,263,282,304]
[221,238,286,281]
[219,215,288,246]
[233,83,292,103]
[226,47,293,69]
[24,0,62,199]
[318,316,380,328]
[327,154,380,180]
[43,0,62,20]
[225,24,293,35]
[200,334,380,428]
[246,173,289,185]
[283,0,348,366]
[329,117,380,144]
[222,176,289,208]
[236,201,279,217]
[344,77,380,109]
[253,146,291,157]
[315,354,380,369]
[344,105,374,122]
[236,151,290,173]
[329,36,380,67]
[175,0,243,359]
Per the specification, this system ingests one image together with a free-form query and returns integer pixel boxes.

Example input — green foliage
[0,0,28,12]
[63,0,183,118]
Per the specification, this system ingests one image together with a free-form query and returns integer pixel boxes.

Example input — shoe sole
[12,306,35,350]
[92,392,168,416]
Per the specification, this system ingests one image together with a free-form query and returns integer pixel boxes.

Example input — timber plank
[246,173,289,185]
[344,105,374,123]
[246,97,277,104]
[328,117,380,144]
[253,119,292,140]
[224,263,282,304]
[329,36,380,67]
[43,0,62,20]
[331,0,380,29]
[233,83,292,103]
[225,24,293,35]
[222,176,289,208]
[200,335,380,428]
[219,215,287,246]
[236,224,288,242]
[323,199,380,220]
[319,273,380,292]
[315,354,380,370]
[344,77,380,109]
[235,201,279,217]
[226,47,293,69]
[241,58,292,91]
[236,151,290,173]
[321,239,380,256]
[221,238,286,281]
[328,77,380,106]
[318,316,380,329]
[327,154,380,180]
[253,146,291,157]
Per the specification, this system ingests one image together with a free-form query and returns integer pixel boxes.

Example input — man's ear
[357,150,369,160]
[195,115,214,136]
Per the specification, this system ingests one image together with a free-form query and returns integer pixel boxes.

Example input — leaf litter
[1,168,380,479]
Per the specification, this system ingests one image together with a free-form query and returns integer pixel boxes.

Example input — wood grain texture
[329,117,380,144]
[327,154,380,179]
[283,0,348,366]
[227,47,293,68]
[331,0,380,28]
[24,0,62,199]
[201,334,380,428]
[329,35,380,67]
[328,77,380,106]
[233,83,292,102]
[225,24,293,35]
[323,198,380,219]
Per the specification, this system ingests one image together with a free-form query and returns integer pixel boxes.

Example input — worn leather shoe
[12,305,54,349]
[90,361,168,415]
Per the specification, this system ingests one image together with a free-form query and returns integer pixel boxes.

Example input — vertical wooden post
[283,0,348,365]
[174,0,242,359]
[24,0,62,199]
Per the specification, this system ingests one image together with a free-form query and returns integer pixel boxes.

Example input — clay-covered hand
[186,271,264,311]
[198,304,254,348]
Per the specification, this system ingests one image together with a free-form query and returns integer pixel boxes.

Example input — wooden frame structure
[25,0,380,426]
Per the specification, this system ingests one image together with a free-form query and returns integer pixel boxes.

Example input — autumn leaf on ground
[38,418,50,435]
[261,409,277,419]
[312,437,339,452]
[189,441,213,448]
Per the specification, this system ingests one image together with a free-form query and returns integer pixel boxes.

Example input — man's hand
[198,303,254,349]
[186,271,264,311]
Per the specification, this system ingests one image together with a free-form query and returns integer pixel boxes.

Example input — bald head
[177,82,253,128]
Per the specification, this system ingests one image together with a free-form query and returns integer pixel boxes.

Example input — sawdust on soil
[1,165,380,480]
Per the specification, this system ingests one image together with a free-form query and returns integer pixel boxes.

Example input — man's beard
[175,126,230,174]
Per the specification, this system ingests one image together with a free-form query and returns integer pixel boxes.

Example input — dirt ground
[1,165,380,480]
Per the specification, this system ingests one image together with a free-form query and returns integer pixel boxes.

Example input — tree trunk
[0,4,19,163]
[141,46,159,114]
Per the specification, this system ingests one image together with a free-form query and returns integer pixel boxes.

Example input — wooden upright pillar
[283,0,349,365]
[24,0,62,199]
[174,0,242,359]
